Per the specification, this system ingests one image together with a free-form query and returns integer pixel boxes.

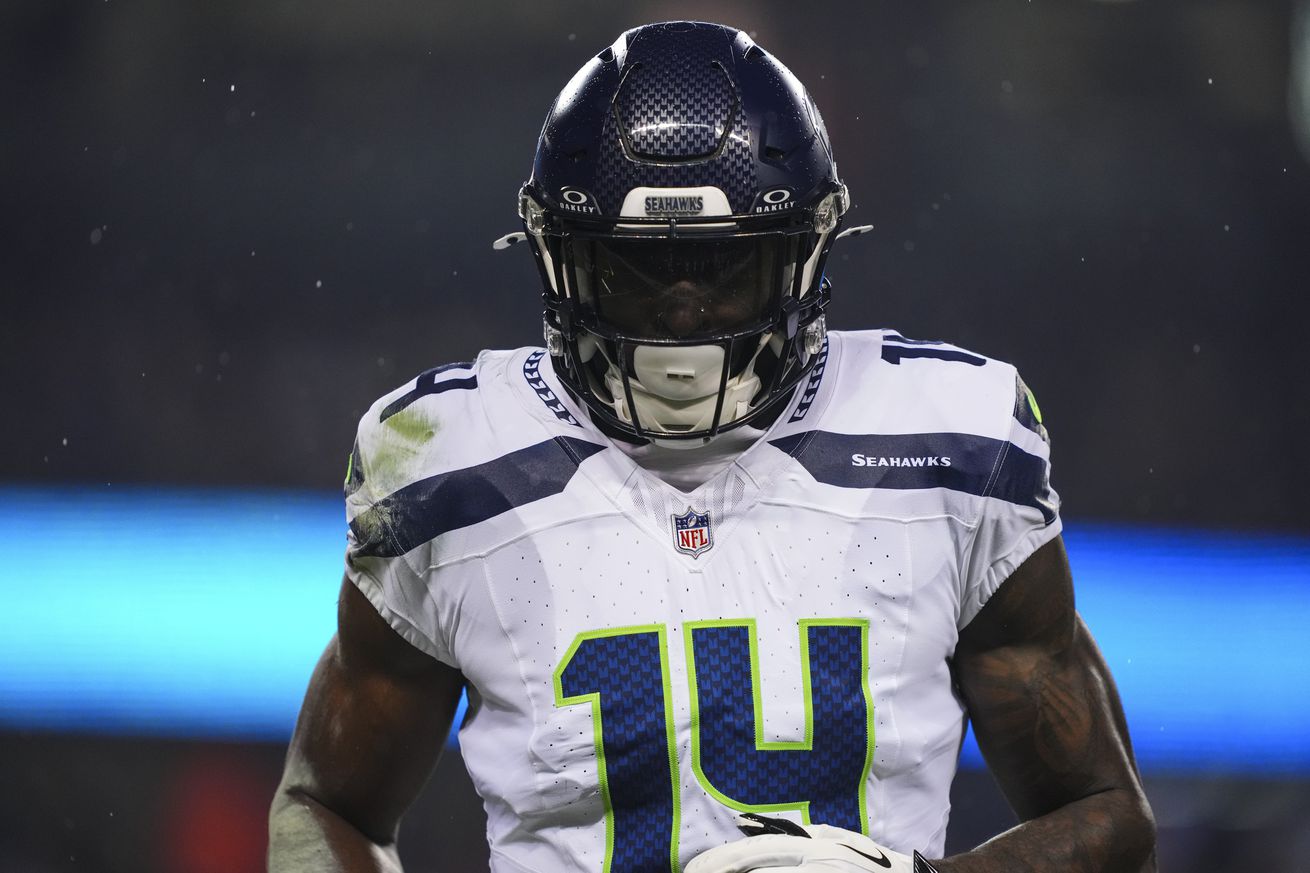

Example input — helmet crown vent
[614,58,739,164]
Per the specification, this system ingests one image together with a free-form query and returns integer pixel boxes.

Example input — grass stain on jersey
[369,408,440,498]
[384,407,437,444]
[352,504,389,551]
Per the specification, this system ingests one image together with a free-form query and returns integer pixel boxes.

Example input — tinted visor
[569,235,795,341]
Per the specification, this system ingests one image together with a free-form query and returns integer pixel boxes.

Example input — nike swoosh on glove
[685,813,916,873]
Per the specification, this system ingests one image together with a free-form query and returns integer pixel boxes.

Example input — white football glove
[685,813,936,873]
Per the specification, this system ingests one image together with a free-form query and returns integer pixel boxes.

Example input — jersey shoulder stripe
[350,435,605,557]
[768,430,1055,523]
[797,330,1058,527]
[348,349,606,557]
[351,353,510,505]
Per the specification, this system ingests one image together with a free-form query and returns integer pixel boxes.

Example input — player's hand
[685,813,921,873]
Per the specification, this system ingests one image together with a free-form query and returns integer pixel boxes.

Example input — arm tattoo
[936,538,1156,873]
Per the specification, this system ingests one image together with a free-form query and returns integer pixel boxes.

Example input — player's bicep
[277,578,465,844]
[952,536,1144,821]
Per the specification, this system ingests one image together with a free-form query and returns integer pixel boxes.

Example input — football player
[269,21,1156,873]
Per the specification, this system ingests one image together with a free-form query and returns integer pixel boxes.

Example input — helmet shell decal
[559,188,598,214]
[753,187,795,213]
[644,194,704,217]
[619,185,731,218]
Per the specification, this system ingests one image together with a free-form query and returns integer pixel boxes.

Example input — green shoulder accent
[1026,387,1043,424]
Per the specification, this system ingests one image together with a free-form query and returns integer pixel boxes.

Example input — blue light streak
[1,485,1306,773]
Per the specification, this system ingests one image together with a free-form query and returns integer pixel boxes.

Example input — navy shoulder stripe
[380,362,476,423]
[351,436,605,558]
[770,430,1054,523]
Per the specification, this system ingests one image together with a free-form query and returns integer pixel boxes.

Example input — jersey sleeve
[342,411,458,667]
[958,371,1062,629]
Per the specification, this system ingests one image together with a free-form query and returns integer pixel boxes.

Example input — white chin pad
[631,344,726,401]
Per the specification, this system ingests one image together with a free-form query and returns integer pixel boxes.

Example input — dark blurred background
[2,1,1308,871]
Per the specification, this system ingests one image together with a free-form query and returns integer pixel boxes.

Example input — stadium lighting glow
[0,485,1306,774]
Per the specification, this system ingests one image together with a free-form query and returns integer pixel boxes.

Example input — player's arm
[268,577,466,873]
[931,535,1156,873]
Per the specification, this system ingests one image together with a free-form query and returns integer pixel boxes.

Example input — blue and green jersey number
[554,626,681,873]
[554,620,874,873]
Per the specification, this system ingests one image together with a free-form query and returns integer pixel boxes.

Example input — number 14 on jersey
[553,618,876,873]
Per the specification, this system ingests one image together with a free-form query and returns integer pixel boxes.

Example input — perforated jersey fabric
[343,330,1061,872]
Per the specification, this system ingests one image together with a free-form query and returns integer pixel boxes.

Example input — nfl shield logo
[671,507,713,558]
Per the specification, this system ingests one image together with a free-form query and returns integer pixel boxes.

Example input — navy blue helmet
[518,21,853,441]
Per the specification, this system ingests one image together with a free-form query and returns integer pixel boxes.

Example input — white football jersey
[343,329,1060,873]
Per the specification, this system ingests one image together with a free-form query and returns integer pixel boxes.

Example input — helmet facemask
[529,186,843,441]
